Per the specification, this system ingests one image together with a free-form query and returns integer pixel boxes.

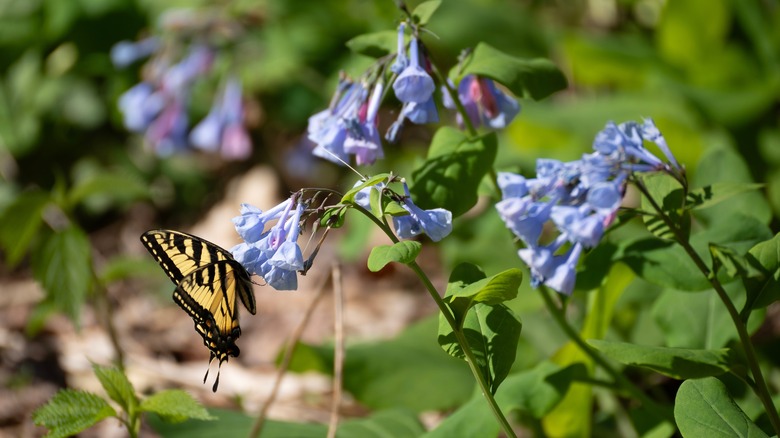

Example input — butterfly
[140,229,256,392]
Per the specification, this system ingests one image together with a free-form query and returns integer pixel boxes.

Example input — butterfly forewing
[141,229,230,285]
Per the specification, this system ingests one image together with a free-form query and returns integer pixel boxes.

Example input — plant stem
[538,286,675,424]
[634,179,780,434]
[351,204,516,437]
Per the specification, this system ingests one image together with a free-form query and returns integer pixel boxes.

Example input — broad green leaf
[367,241,421,271]
[148,407,323,437]
[639,173,689,241]
[743,233,780,310]
[426,361,574,437]
[411,127,497,217]
[93,364,137,414]
[341,173,390,204]
[0,190,49,267]
[140,390,214,423]
[338,409,424,438]
[287,316,474,412]
[320,206,347,229]
[621,214,772,291]
[445,268,523,326]
[709,243,762,280]
[345,30,398,58]
[32,389,116,438]
[652,282,766,349]
[31,225,92,325]
[687,182,765,211]
[453,42,567,100]
[587,340,733,379]
[657,0,729,71]
[674,378,769,438]
[412,0,441,25]
[67,170,149,211]
[692,143,771,225]
[438,303,522,393]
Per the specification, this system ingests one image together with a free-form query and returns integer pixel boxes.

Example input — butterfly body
[140,229,255,391]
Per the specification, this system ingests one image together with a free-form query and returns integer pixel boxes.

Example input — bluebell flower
[118,82,164,132]
[400,96,439,124]
[309,80,369,165]
[231,199,304,291]
[392,181,452,242]
[144,99,189,156]
[446,75,520,130]
[162,45,214,94]
[111,38,159,68]
[497,119,680,295]
[390,23,408,74]
[190,77,251,159]
[344,82,385,165]
[393,38,435,104]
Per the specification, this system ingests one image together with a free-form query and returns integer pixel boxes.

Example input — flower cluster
[355,180,453,242]
[231,198,305,290]
[307,22,520,166]
[113,13,252,159]
[496,119,681,295]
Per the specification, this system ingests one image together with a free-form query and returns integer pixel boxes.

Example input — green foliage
[0,190,49,267]
[639,173,689,241]
[411,127,497,216]
[367,241,422,271]
[675,378,769,438]
[451,43,568,100]
[587,340,735,380]
[743,233,780,310]
[412,0,441,26]
[31,225,93,325]
[32,389,117,438]
[34,364,213,437]
[140,390,214,423]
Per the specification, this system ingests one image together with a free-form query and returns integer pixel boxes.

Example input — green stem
[538,286,675,424]
[352,204,516,437]
[634,179,780,434]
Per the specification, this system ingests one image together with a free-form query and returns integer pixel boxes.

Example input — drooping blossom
[231,198,304,291]
[442,75,520,130]
[190,77,252,159]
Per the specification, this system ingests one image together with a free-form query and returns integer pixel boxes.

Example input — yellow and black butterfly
[140,229,256,392]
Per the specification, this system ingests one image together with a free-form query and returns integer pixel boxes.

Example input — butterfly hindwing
[140,229,256,391]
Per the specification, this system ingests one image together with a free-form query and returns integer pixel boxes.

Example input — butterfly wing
[140,229,256,391]
[140,229,256,314]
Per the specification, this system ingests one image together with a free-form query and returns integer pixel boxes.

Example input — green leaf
[709,243,762,280]
[639,173,689,241]
[742,233,780,311]
[587,340,734,379]
[67,170,149,211]
[32,389,116,438]
[426,361,574,437]
[341,173,391,204]
[438,303,521,393]
[652,282,765,349]
[453,42,567,100]
[367,241,421,271]
[687,182,765,211]
[345,30,398,58]
[92,364,137,414]
[148,407,323,437]
[445,267,523,326]
[692,144,772,225]
[411,127,497,217]
[140,390,214,423]
[31,225,92,325]
[287,317,474,412]
[0,190,49,267]
[674,378,769,438]
[412,0,441,25]
[622,213,772,291]
[339,409,424,437]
